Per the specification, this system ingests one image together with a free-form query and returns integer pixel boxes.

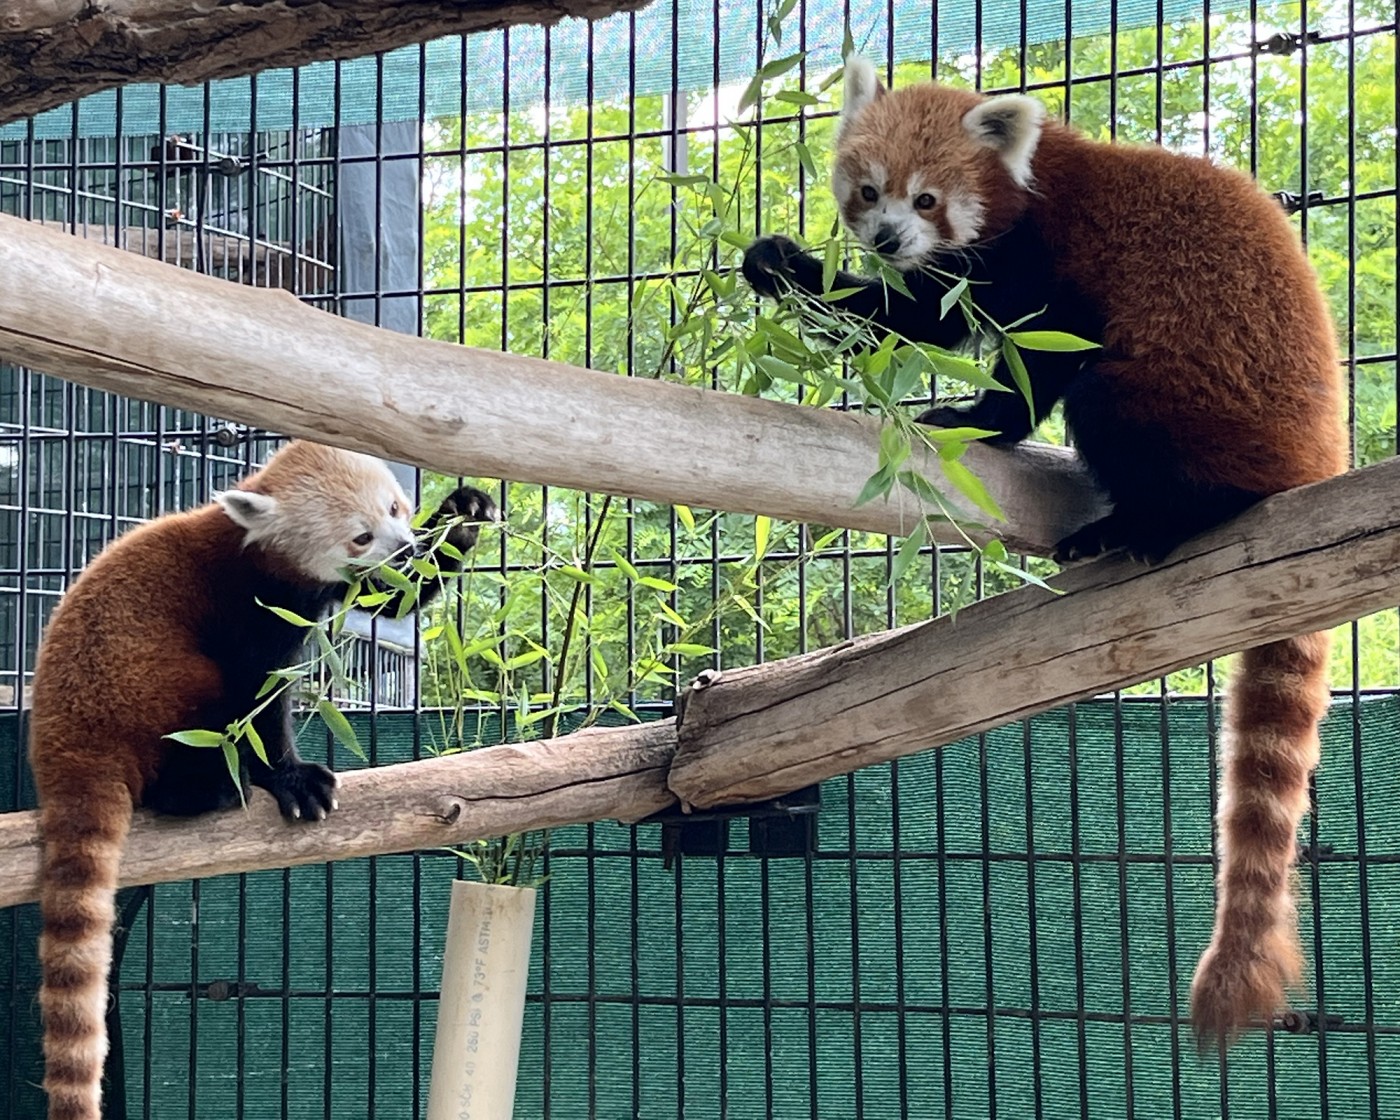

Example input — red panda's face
[217,442,417,585]
[832,58,1046,269]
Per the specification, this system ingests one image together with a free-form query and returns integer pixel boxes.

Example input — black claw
[435,486,498,553]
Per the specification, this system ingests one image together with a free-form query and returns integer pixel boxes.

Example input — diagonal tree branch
[2,457,1397,908]
[0,0,654,125]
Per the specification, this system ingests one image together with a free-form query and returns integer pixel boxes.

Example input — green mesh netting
[5,695,1400,1118]
[1,0,1237,141]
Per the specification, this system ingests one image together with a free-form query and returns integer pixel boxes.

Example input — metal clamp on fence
[646,784,822,868]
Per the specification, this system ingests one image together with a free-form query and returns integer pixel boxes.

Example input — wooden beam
[0,0,653,125]
[667,457,1400,808]
[0,721,676,910]
[0,213,1107,556]
[1,458,1394,904]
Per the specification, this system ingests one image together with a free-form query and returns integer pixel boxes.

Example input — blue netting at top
[3,0,1221,141]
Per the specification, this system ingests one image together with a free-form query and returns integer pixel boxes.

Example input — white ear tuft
[216,489,280,536]
[962,95,1046,188]
[840,54,883,132]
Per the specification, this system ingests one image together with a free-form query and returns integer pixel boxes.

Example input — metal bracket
[647,784,822,868]
[1253,29,1323,56]
[1272,189,1325,215]
[1274,1008,1346,1035]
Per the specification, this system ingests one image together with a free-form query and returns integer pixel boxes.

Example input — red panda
[28,440,496,1120]
[743,57,1347,1049]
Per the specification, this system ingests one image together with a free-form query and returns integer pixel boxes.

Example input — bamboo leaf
[1006,330,1101,352]
[674,504,696,533]
[255,599,317,628]
[244,721,269,767]
[890,521,928,586]
[939,277,969,320]
[317,700,365,760]
[164,729,228,748]
[754,515,772,561]
[940,455,1006,521]
[1000,338,1036,426]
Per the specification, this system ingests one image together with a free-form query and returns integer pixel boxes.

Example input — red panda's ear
[839,55,884,133]
[216,489,280,536]
[962,95,1045,188]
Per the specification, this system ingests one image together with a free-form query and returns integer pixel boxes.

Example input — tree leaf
[674,504,696,533]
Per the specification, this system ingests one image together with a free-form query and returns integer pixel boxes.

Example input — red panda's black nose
[873,223,902,255]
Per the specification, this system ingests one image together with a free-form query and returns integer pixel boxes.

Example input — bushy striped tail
[38,780,133,1120]
[1190,632,1331,1050]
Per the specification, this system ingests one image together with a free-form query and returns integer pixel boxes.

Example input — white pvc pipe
[427,880,538,1120]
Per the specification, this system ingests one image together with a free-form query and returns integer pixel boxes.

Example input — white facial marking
[943,190,986,245]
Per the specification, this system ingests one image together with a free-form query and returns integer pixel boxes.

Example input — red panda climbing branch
[742,57,1347,1049]
[29,441,496,1120]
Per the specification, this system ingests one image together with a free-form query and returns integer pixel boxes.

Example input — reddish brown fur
[31,505,255,1119]
[28,441,428,1119]
[836,80,1346,1046]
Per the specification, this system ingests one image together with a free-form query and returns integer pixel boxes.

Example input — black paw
[741,234,811,299]
[915,404,1019,445]
[434,486,498,554]
[1053,513,1171,566]
[266,761,338,823]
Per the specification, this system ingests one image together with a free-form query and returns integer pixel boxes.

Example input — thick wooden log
[0,213,1107,555]
[0,0,653,125]
[668,457,1400,808]
[0,721,676,910]
[2,459,1395,902]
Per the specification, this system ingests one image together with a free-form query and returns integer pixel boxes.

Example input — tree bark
[3,458,1396,907]
[0,0,654,125]
[0,213,1108,556]
[667,456,1400,807]
[0,720,675,909]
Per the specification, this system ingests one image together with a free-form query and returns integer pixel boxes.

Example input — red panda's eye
[914,192,937,210]
[390,501,400,518]
[860,185,879,203]
[353,532,374,547]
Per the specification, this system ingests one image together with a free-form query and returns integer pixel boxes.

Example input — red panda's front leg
[742,235,969,349]
[245,690,339,822]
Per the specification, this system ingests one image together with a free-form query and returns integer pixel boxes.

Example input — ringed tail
[37,777,134,1120]
[1190,632,1331,1048]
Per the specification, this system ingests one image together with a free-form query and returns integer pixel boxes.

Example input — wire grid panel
[0,0,1398,1116]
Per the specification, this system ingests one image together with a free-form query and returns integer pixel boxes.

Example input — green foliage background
[412,0,1397,738]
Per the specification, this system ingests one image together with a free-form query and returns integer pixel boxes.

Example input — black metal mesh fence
[2,0,1398,1116]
